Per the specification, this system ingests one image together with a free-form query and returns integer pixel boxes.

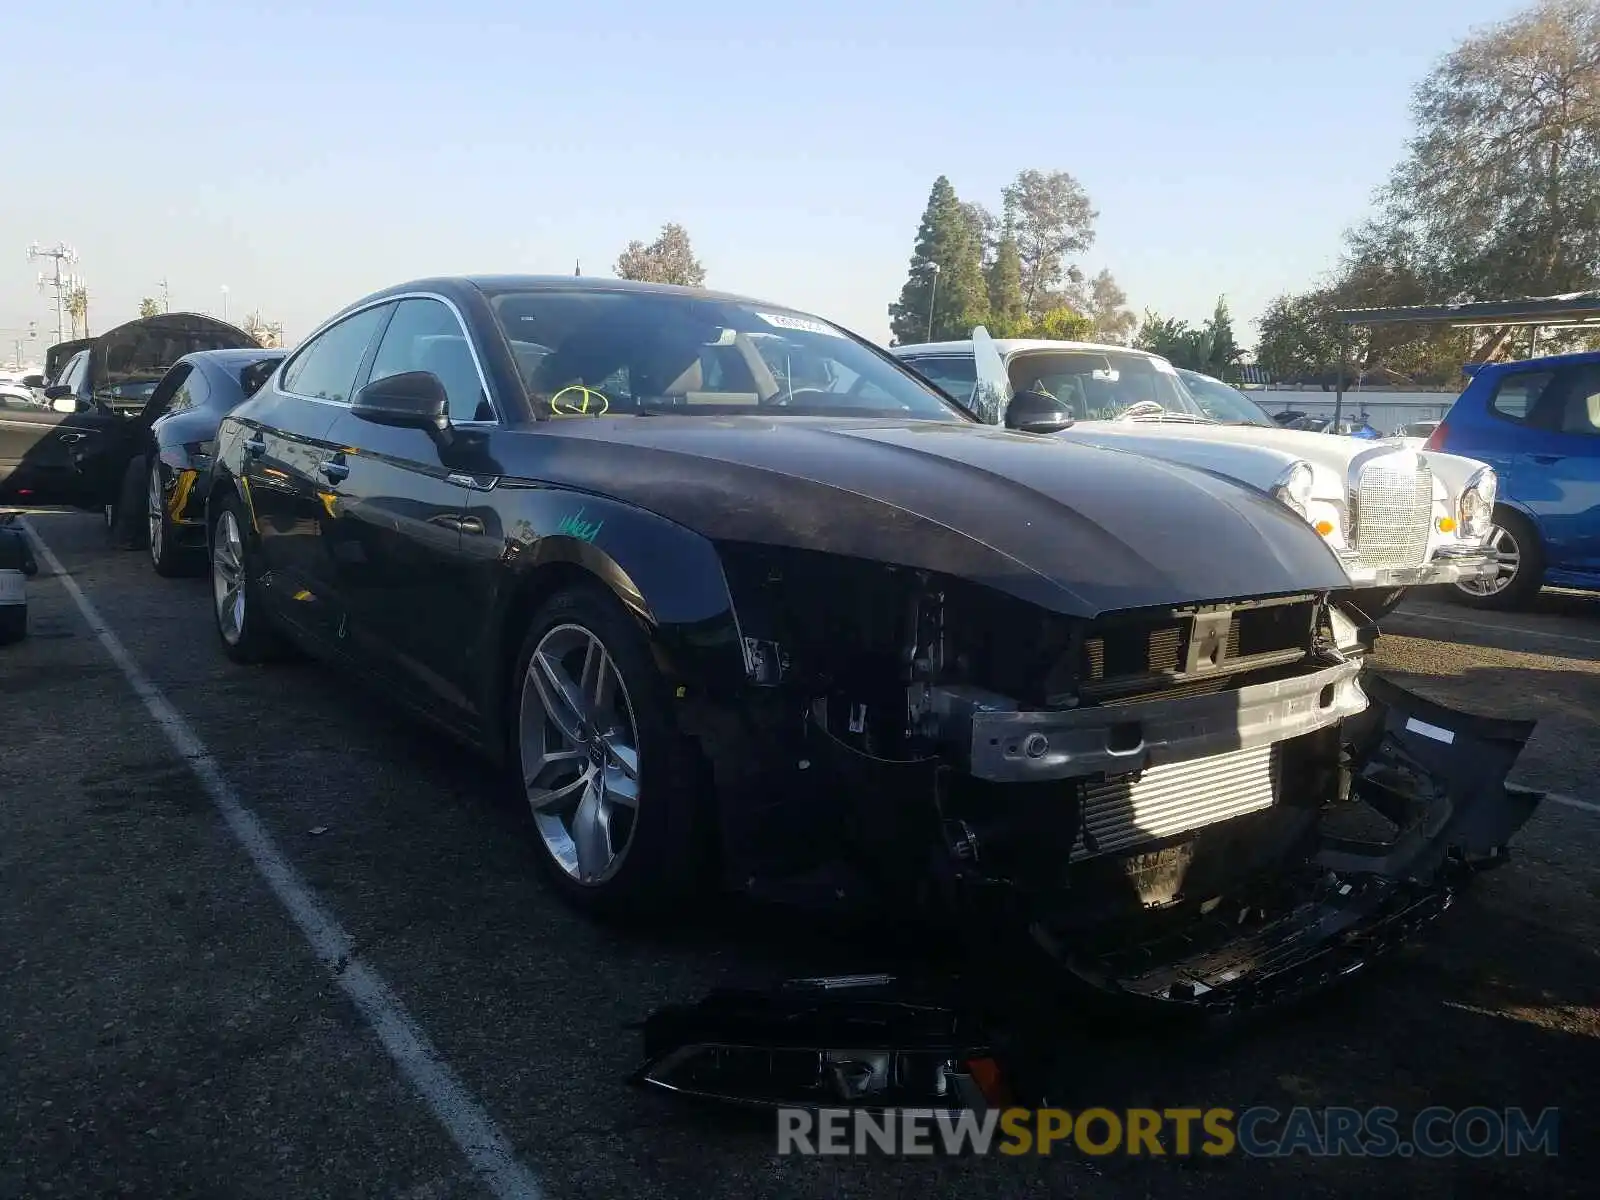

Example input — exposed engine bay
[650,546,1543,1112]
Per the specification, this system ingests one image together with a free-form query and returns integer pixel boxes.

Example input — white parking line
[20,520,544,1200]
[1389,609,1600,650]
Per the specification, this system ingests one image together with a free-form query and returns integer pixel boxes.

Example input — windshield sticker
[754,312,844,338]
[556,506,604,543]
[549,385,611,417]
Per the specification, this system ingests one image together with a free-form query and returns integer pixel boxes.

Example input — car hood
[507,415,1351,618]
[1069,418,1373,466]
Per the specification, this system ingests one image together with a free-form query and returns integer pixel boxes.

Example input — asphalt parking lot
[3,509,1597,1200]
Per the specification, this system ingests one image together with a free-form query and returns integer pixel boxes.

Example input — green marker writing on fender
[557,507,604,543]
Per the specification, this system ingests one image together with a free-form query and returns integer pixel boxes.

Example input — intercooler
[1071,743,1282,861]
[1351,454,1434,569]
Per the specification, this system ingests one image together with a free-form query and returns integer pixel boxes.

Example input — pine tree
[888,176,989,345]
[985,214,1027,336]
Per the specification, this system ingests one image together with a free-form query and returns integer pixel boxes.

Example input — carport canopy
[1329,291,1600,422]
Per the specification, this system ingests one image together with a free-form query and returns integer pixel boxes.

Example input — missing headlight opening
[645,545,1542,1113]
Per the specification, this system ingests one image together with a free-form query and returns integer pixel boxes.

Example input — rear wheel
[148,461,199,577]
[510,582,706,916]
[1450,508,1543,611]
[210,492,287,663]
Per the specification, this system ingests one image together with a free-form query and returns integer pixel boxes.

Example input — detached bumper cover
[633,677,1542,1110]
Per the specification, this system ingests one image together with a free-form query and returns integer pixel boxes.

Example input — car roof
[177,347,286,376]
[893,338,1174,363]
[359,274,793,311]
[1475,349,1600,375]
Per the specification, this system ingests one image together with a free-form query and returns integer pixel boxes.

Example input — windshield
[1007,349,1207,420]
[1175,369,1275,426]
[488,289,966,421]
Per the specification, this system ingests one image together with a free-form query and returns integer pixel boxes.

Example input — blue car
[1427,351,1600,608]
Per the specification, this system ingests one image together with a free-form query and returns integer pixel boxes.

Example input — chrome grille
[1352,454,1433,569]
[1072,744,1281,861]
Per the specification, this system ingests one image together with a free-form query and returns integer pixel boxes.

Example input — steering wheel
[1117,400,1167,421]
[768,387,836,407]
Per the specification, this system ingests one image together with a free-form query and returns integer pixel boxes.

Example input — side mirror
[51,396,79,414]
[43,384,71,401]
[352,371,451,440]
[1004,389,1075,435]
[21,374,45,389]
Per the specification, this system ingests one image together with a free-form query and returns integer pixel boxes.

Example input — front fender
[474,482,748,706]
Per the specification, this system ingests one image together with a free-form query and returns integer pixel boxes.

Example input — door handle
[243,435,267,458]
[1529,453,1563,465]
[57,431,86,444]
[318,457,349,483]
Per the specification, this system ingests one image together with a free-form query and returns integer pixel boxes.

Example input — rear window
[1490,371,1554,422]
[239,356,283,399]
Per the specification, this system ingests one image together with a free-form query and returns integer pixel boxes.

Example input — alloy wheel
[1454,525,1519,597]
[519,623,641,885]
[147,465,164,565]
[212,510,246,645]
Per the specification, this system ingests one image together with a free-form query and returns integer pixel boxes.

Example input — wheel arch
[477,499,747,764]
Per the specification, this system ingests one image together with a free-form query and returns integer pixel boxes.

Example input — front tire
[510,582,706,916]
[1450,508,1543,611]
[209,491,287,663]
[1346,586,1407,621]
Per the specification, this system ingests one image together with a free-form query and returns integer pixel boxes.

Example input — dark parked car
[103,348,287,574]
[0,313,260,510]
[204,276,1537,1027]
[1427,351,1600,608]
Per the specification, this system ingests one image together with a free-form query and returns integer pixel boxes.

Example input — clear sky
[1,0,1524,358]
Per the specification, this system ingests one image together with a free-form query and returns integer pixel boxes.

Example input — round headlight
[1458,466,1498,539]
[1270,460,1316,519]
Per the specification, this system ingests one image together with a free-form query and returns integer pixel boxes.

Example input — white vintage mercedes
[891,330,1500,618]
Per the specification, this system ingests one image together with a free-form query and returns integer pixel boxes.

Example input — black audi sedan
[104,347,286,574]
[205,278,1537,1017]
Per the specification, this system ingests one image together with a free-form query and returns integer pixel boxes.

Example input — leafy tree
[1261,0,1600,380]
[1032,307,1096,341]
[1136,297,1243,378]
[1086,269,1136,344]
[67,286,88,338]
[960,201,998,269]
[614,222,707,287]
[889,176,989,344]
[1382,0,1600,303]
[137,297,161,319]
[1001,169,1098,318]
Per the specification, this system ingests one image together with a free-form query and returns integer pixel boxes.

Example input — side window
[62,352,90,393]
[368,298,491,423]
[903,355,977,401]
[1554,366,1600,437]
[280,305,391,404]
[1489,370,1554,423]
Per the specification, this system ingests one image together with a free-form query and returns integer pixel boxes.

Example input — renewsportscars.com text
[776,1106,1560,1158]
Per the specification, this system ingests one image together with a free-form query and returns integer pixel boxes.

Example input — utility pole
[159,277,170,312]
[27,241,78,343]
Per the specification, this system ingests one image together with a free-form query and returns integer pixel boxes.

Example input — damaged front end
[647,550,1541,1111]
